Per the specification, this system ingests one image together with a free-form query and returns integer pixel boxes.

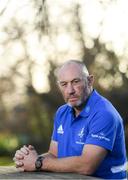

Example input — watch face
[35,159,42,169]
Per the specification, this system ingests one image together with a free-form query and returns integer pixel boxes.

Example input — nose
[66,83,75,95]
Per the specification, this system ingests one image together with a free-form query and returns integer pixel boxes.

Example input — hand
[20,146,38,171]
[13,145,38,171]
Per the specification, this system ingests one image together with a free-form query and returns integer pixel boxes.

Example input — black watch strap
[35,155,45,171]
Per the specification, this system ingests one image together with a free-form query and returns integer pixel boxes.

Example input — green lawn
[0,156,14,166]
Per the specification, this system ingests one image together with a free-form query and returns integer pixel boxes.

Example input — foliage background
[0,0,127,164]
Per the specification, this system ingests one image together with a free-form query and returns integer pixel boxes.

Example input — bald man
[13,60,127,179]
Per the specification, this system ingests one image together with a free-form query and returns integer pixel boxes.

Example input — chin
[68,100,82,107]
[67,103,73,107]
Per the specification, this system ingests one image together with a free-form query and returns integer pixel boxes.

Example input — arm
[14,141,107,175]
[43,140,58,158]
[13,140,58,171]
[42,144,107,175]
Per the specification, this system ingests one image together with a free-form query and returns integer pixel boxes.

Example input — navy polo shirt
[52,90,127,179]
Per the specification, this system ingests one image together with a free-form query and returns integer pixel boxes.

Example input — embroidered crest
[78,127,85,138]
[76,127,85,145]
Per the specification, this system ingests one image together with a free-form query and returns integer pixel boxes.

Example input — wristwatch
[35,155,45,171]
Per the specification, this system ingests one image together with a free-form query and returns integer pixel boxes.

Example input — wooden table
[0,166,102,179]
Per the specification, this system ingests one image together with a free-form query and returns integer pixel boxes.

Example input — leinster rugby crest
[76,127,85,145]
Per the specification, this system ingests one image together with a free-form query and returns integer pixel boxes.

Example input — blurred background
[0,0,128,165]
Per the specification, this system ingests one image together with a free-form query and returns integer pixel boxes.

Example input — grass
[0,156,14,166]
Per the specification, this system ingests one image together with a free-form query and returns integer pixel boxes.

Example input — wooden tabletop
[0,166,102,179]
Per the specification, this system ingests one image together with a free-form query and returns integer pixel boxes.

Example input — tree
[0,0,127,154]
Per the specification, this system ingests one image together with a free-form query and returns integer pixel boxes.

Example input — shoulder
[92,98,121,129]
[88,90,115,113]
[55,104,71,117]
[93,91,119,117]
[89,91,121,126]
[53,104,71,126]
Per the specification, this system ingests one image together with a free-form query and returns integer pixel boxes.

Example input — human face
[57,64,93,108]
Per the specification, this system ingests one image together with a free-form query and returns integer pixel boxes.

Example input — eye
[59,82,67,87]
[74,79,80,83]
[72,79,81,85]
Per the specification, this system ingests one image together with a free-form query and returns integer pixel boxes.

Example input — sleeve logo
[91,133,110,142]
[57,125,64,134]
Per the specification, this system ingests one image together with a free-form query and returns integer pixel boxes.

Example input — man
[13,60,127,179]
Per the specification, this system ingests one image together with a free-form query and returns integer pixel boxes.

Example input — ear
[56,81,63,94]
[87,75,94,87]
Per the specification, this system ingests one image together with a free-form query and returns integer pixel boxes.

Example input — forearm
[41,152,57,158]
[41,144,107,175]
[42,156,90,175]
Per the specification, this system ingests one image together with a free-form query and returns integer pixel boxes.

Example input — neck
[73,89,93,117]
[73,101,87,117]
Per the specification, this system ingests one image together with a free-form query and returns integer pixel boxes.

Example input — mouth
[68,97,78,102]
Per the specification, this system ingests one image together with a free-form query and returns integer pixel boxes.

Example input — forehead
[57,63,83,81]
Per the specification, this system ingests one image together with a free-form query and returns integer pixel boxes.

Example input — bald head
[55,60,89,80]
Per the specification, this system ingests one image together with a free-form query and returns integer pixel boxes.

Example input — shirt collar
[68,89,100,118]
[80,89,100,117]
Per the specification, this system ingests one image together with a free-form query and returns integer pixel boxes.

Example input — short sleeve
[51,114,58,141]
[85,111,117,151]
[51,111,60,141]
[51,104,68,142]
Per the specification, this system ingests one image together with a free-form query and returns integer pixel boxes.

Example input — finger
[13,157,17,161]
[14,150,24,160]
[20,146,29,155]
[15,161,23,168]
[28,145,35,150]
[13,156,24,162]
[15,161,23,167]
